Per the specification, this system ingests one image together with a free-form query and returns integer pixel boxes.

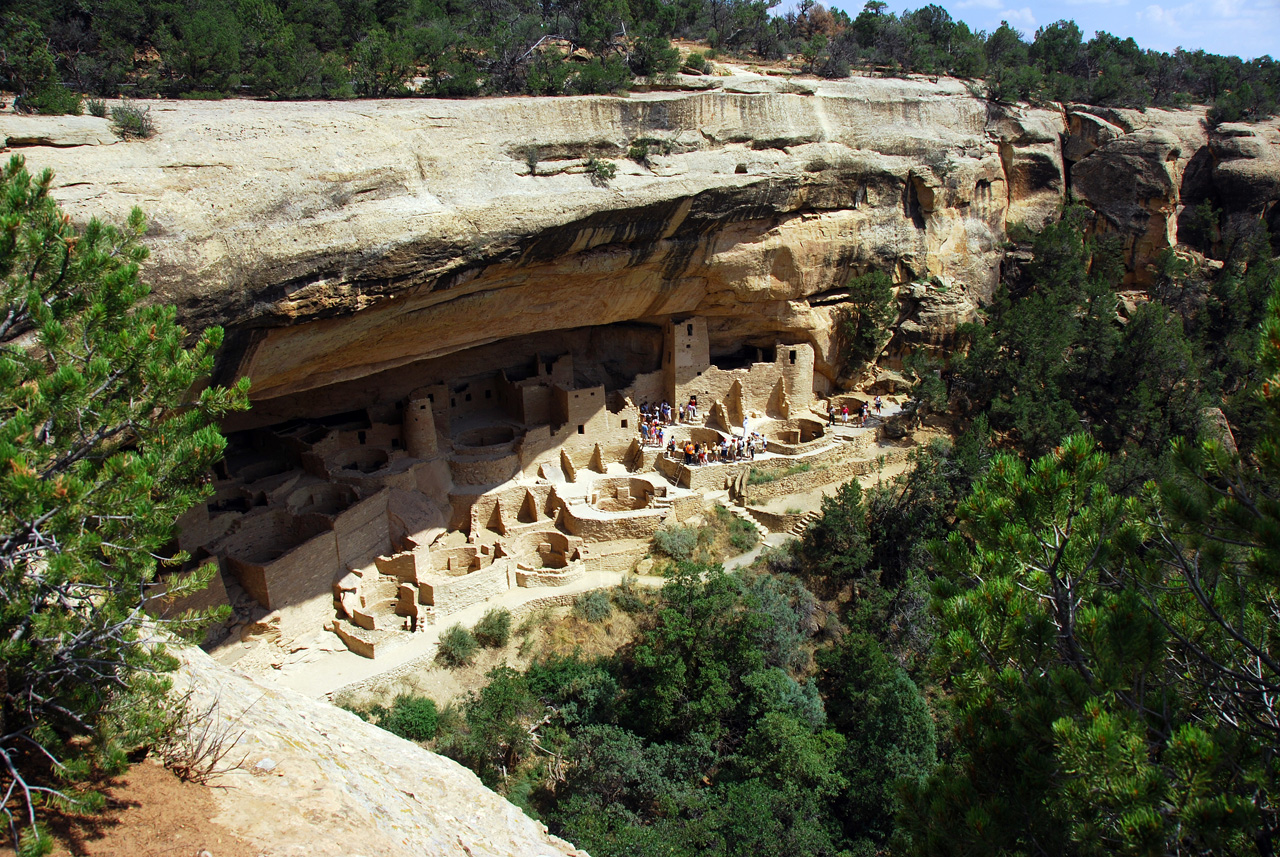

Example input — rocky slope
[171,644,586,857]
[6,75,1274,424]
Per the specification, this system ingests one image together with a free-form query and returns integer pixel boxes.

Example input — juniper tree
[0,155,249,854]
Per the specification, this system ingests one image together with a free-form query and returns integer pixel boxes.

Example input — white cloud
[956,0,1004,9]
[1001,5,1039,27]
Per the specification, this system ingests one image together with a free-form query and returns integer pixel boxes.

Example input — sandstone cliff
[171,644,586,857]
[3,75,1277,421]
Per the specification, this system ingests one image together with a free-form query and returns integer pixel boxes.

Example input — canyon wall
[4,74,1278,420]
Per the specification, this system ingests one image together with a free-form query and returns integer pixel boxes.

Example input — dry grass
[339,601,642,712]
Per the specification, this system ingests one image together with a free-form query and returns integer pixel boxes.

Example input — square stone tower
[663,317,710,401]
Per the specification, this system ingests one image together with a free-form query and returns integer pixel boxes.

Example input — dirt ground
[1,759,263,857]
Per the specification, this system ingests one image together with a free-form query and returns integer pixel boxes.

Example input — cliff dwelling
[166,315,902,660]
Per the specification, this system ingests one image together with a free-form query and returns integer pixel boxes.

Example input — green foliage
[652,522,701,561]
[902,428,1277,854]
[610,575,649,613]
[5,0,1276,113]
[380,694,439,741]
[818,632,935,853]
[351,26,413,97]
[682,50,708,74]
[727,515,758,552]
[627,25,680,77]
[836,270,896,370]
[22,86,84,116]
[86,98,108,118]
[439,666,539,786]
[573,57,631,95]
[573,589,614,623]
[584,156,618,185]
[437,624,479,667]
[948,207,1210,479]
[110,100,156,140]
[799,480,872,580]
[0,155,249,849]
[473,607,513,648]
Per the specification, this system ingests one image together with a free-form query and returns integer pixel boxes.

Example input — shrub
[153,686,248,785]
[86,98,107,118]
[111,99,156,140]
[728,515,759,553]
[747,468,777,485]
[653,522,700,560]
[585,156,617,185]
[20,85,83,116]
[437,624,479,667]
[573,589,613,623]
[381,694,439,741]
[611,576,649,614]
[684,51,708,74]
[473,608,512,648]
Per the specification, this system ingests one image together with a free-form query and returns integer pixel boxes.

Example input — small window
[577,425,585,435]
[427,393,434,402]
[590,391,596,397]
[686,343,691,349]
[450,398,456,407]
[621,420,628,429]
[485,390,492,399]
[789,349,797,364]
[391,439,400,449]
[687,324,693,335]
[357,431,367,445]
[420,404,428,410]
[465,393,472,402]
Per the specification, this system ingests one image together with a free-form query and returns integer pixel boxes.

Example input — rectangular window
[687,324,693,335]
[789,349,797,364]
[485,389,492,399]
[577,425,585,434]
[465,393,472,402]
[357,431,367,445]
[621,420,628,429]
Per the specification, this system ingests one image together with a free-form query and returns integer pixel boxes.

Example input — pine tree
[0,155,249,854]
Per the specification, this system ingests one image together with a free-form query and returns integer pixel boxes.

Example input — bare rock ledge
[174,644,586,857]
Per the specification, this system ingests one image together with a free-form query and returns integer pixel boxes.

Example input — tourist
[841,404,849,425]
[874,395,883,414]
[828,401,836,425]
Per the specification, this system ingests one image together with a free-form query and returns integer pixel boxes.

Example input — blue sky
[798,0,1280,60]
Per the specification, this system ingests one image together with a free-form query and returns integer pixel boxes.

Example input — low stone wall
[743,445,913,502]
[745,507,805,533]
[515,562,585,588]
[333,621,378,658]
[419,562,511,615]
[560,503,668,541]
[584,539,650,573]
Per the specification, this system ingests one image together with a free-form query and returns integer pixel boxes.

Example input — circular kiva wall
[455,425,518,451]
